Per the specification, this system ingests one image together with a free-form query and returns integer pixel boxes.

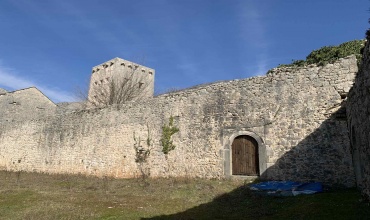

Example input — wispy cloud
[256,54,269,76]
[237,2,269,76]
[0,64,75,103]
[176,61,206,82]
[238,2,269,48]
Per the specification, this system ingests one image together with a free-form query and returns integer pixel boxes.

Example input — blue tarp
[250,181,323,196]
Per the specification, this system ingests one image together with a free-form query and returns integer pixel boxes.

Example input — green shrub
[275,39,365,69]
[160,116,179,155]
[306,40,364,66]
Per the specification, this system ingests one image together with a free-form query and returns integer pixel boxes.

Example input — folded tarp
[250,181,323,196]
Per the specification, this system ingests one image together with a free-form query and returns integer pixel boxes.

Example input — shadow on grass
[142,184,275,220]
[142,185,368,220]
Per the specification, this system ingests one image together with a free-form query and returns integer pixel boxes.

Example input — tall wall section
[0,56,358,186]
[347,38,370,199]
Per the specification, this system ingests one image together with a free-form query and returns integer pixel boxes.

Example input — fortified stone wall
[347,39,370,199]
[0,56,358,186]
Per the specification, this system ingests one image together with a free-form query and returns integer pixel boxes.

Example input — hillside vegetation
[276,39,365,69]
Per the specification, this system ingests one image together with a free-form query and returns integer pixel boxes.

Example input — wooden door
[232,135,259,175]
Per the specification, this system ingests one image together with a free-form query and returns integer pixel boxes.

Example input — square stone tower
[88,57,155,106]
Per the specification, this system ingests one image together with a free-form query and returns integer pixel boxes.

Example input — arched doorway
[232,135,259,175]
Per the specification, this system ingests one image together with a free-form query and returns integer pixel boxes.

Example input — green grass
[0,171,368,219]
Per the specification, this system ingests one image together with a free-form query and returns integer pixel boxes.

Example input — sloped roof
[0,88,7,94]
[9,87,56,106]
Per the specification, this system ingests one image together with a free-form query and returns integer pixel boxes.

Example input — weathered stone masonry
[347,38,370,199]
[0,55,358,187]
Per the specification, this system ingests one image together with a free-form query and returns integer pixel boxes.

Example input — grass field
[0,170,369,220]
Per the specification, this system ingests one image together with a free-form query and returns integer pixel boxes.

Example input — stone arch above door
[223,130,267,177]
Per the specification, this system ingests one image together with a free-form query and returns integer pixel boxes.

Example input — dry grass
[0,171,240,219]
[0,171,368,220]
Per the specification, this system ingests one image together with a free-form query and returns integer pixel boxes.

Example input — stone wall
[347,39,370,199]
[0,56,358,186]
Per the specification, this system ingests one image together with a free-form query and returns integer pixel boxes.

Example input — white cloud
[237,2,270,76]
[0,65,75,103]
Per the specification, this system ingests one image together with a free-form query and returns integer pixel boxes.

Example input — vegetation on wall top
[274,39,365,69]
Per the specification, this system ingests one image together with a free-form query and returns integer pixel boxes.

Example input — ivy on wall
[133,124,153,180]
[160,116,179,155]
[133,130,151,163]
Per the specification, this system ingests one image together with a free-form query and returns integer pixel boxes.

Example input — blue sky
[0,0,368,102]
